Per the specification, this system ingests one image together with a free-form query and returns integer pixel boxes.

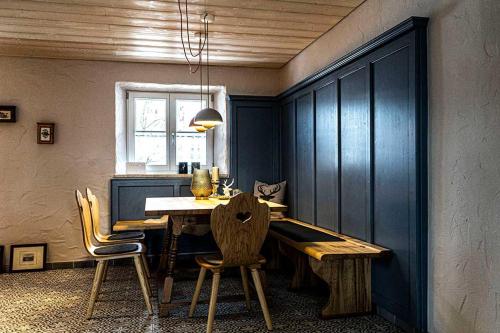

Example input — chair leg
[95,261,108,298]
[189,267,207,317]
[139,256,152,297]
[206,270,221,333]
[102,260,109,283]
[240,266,252,310]
[250,268,273,330]
[133,256,153,315]
[141,253,151,279]
[87,260,106,320]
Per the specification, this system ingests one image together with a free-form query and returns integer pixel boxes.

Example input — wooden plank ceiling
[0,0,365,68]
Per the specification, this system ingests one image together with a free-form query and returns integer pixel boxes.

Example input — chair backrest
[86,188,105,240]
[75,189,97,255]
[210,192,270,266]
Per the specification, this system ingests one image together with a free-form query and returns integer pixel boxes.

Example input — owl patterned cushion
[253,180,287,218]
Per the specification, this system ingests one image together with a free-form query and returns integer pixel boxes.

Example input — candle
[211,166,219,182]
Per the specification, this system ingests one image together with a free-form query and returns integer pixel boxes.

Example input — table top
[145,196,288,216]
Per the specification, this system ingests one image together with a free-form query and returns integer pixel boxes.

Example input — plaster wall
[281,1,500,332]
[0,57,280,264]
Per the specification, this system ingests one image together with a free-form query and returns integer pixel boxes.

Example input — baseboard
[0,252,214,273]
[375,305,427,333]
[0,258,137,273]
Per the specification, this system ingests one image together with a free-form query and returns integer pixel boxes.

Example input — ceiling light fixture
[189,117,207,132]
[178,1,223,130]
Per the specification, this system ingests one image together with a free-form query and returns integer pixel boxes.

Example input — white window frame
[127,91,214,172]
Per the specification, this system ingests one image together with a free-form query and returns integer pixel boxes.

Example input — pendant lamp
[194,12,223,129]
[194,107,223,129]
[178,3,223,130]
[189,117,207,132]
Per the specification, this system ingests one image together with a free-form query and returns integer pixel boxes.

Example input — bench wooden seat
[268,218,390,319]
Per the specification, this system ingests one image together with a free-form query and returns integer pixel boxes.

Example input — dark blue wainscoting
[278,17,428,332]
[110,177,217,257]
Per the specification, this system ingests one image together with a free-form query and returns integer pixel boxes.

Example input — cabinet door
[315,80,339,231]
[231,98,278,192]
[339,66,370,241]
[296,93,315,224]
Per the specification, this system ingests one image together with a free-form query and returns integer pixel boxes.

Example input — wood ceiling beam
[0,31,300,55]
[1,0,344,25]
[0,37,295,60]
[0,21,313,46]
[0,44,285,68]
[25,0,357,16]
[276,0,363,7]
[0,9,333,38]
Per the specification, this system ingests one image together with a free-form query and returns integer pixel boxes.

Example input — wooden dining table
[145,196,287,316]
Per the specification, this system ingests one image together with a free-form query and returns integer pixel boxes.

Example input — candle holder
[210,166,220,197]
[210,180,220,198]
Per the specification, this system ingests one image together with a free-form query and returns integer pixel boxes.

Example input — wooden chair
[75,190,153,319]
[86,188,151,279]
[86,188,145,243]
[189,192,273,333]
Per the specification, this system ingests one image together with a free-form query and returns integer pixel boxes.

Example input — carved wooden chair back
[86,188,106,240]
[75,190,98,255]
[210,192,270,267]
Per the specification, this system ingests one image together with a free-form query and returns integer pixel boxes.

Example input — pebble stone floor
[0,266,403,333]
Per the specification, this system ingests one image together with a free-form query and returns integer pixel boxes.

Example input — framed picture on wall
[0,106,16,123]
[0,245,4,273]
[37,123,55,144]
[9,244,47,272]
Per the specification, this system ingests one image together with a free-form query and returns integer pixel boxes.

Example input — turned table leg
[309,257,372,318]
[162,216,184,305]
[158,216,172,273]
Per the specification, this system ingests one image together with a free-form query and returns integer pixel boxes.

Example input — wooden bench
[268,218,390,318]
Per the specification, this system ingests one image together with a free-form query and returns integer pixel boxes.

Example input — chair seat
[94,243,140,256]
[108,231,145,240]
[195,254,266,269]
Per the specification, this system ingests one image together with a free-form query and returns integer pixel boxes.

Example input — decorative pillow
[253,180,287,218]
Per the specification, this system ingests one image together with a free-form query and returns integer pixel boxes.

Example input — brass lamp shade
[189,117,207,132]
[194,107,223,129]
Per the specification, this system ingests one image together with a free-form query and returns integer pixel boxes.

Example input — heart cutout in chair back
[236,211,252,223]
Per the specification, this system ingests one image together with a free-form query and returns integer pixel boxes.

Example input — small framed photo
[0,105,16,122]
[9,243,47,272]
[37,123,55,144]
[178,162,188,174]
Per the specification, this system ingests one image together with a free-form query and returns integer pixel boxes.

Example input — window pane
[176,99,207,132]
[135,98,166,131]
[176,132,207,165]
[135,132,167,165]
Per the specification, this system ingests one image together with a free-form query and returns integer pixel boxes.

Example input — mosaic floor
[0,266,403,333]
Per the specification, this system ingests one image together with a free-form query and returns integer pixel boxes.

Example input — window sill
[114,172,193,179]
[113,172,230,179]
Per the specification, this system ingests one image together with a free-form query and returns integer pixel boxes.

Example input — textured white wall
[0,57,280,264]
[281,1,500,332]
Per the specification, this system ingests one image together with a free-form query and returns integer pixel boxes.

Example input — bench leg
[309,257,372,318]
[263,236,282,270]
[279,241,317,290]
